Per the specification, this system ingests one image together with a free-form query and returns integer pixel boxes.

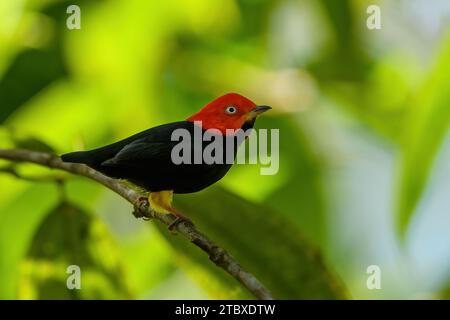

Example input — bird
[61,93,271,227]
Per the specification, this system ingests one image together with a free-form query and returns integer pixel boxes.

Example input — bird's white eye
[225,106,237,114]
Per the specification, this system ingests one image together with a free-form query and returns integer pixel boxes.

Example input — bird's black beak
[247,105,272,119]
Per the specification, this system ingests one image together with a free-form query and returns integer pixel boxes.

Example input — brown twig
[0,148,274,300]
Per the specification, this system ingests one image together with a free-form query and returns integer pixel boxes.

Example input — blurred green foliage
[396,33,450,237]
[175,187,346,299]
[1,0,450,299]
[18,202,130,299]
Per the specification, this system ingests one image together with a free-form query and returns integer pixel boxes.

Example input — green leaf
[0,127,56,153]
[0,48,67,124]
[17,201,131,299]
[158,187,347,299]
[0,183,58,299]
[260,116,327,246]
[220,115,326,246]
[12,136,56,154]
[312,0,373,82]
[396,32,450,237]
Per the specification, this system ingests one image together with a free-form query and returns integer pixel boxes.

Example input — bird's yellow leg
[149,190,174,214]
[149,190,193,230]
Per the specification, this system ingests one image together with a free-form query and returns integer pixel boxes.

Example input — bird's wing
[100,121,194,169]
[101,138,174,169]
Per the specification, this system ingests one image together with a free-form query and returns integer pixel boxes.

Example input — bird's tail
[61,151,95,165]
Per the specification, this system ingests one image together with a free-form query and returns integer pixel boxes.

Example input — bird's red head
[187,93,271,134]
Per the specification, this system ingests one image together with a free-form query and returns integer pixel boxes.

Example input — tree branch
[0,148,274,300]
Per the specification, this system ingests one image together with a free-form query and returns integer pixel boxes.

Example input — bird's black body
[61,121,252,194]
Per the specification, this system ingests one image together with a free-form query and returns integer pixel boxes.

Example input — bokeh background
[1,0,450,299]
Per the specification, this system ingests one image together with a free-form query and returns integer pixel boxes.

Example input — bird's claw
[168,213,194,232]
[133,196,192,228]
[133,196,152,220]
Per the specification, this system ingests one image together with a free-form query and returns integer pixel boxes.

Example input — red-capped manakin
[61,93,271,225]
